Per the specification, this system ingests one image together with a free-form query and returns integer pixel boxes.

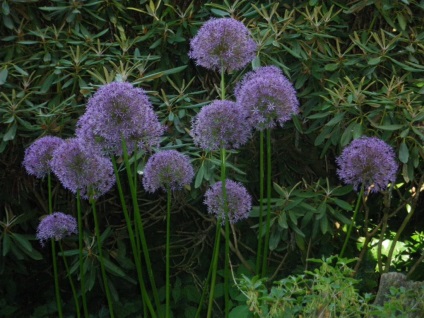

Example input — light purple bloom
[76,81,165,156]
[189,17,257,72]
[336,137,398,192]
[50,138,115,200]
[235,66,299,130]
[204,180,252,225]
[36,212,78,247]
[23,136,64,178]
[142,150,194,192]
[191,100,252,151]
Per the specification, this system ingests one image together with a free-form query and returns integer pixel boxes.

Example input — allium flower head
[204,180,252,225]
[23,136,64,178]
[189,18,257,72]
[76,81,165,156]
[51,138,115,200]
[142,150,194,192]
[36,212,78,246]
[235,66,299,130]
[191,100,252,151]
[336,137,397,192]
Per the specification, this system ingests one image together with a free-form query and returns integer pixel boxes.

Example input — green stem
[111,158,156,318]
[256,131,265,275]
[48,174,63,318]
[261,129,272,277]
[76,191,89,317]
[206,217,222,318]
[221,148,230,317]
[340,185,364,258]
[220,66,226,100]
[385,203,416,271]
[166,188,172,318]
[91,200,114,318]
[59,242,81,318]
[121,139,161,312]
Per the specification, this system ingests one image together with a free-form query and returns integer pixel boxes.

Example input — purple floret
[50,138,115,200]
[191,100,252,151]
[336,137,398,192]
[235,66,299,130]
[204,179,252,225]
[36,212,78,246]
[189,17,257,72]
[23,136,64,178]
[142,150,194,192]
[76,81,165,156]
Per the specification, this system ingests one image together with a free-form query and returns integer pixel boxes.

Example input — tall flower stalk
[50,138,116,316]
[336,136,398,258]
[142,149,194,318]
[23,136,67,317]
[235,66,299,276]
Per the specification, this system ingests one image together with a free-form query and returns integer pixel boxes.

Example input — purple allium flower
[142,150,194,192]
[189,18,257,72]
[336,137,398,193]
[235,66,299,130]
[76,81,165,156]
[204,180,252,225]
[36,212,78,247]
[191,100,252,151]
[23,136,64,178]
[50,138,115,200]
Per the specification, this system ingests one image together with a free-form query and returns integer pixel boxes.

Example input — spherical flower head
[336,137,398,193]
[191,100,252,151]
[204,179,252,225]
[23,136,64,178]
[189,17,257,72]
[50,138,115,200]
[235,66,299,130]
[36,212,78,247]
[142,150,194,192]
[76,81,165,156]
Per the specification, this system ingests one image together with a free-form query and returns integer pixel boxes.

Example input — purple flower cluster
[189,18,257,72]
[36,212,78,246]
[76,81,165,156]
[23,136,64,178]
[142,150,194,192]
[235,66,299,130]
[336,137,398,192]
[191,100,251,151]
[50,138,115,200]
[204,180,252,225]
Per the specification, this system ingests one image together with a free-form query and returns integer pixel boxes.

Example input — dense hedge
[1,0,423,317]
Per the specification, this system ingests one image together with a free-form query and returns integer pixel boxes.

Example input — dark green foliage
[1,0,423,316]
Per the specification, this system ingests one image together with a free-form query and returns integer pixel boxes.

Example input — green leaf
[229,305,252,318]
[325,112,345,127]
[103,258,126,277]
[0,68,8,85]
[324,63,339,71]
[373,124,404,131]
[330,198,352,211]
[320,216,328,234]
[194,164,204,188]
[11,233,33,253]
[399,141,409,163]
[2,234,11,256]
[367,57,381,65]
[3,123,16,141]
[278,213,288,229]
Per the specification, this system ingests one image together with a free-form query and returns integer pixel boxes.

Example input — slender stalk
[121,139,161,312]
[166,187,172,318]
[111,158,156,318]
[91,200,114,318]
[340,185,364,258]
[256,131,265,274]
[261,129,272,277]
[221,148,230,317]
[76,191,89,317]
[206,217,222,318]
[195,246,214,318]
[48,174,63,318]
[59,242,81,318]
